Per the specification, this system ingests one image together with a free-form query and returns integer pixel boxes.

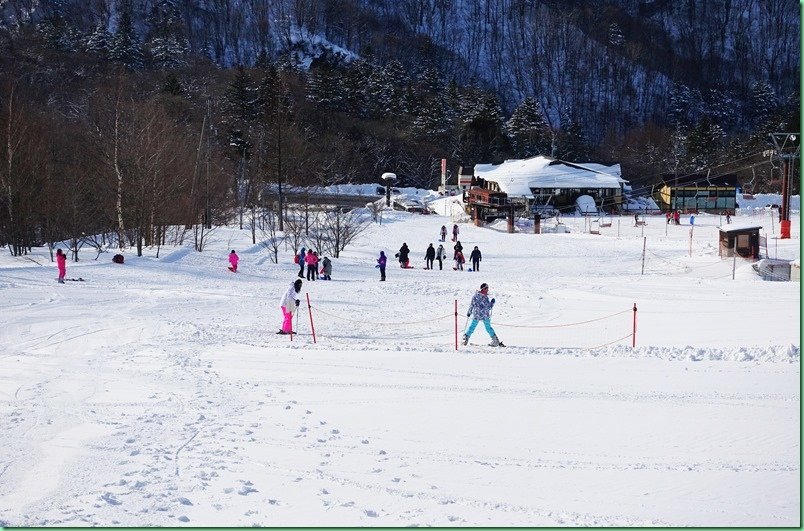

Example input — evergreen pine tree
[554,108,588,161]
[37,0,75,52]
[504,96,552,158]
[685,117,725,170]
[84,22,113,55]
[109,6,144,70]
[608,22,625,47]
[145,0,189,70]
[748,81,777,129]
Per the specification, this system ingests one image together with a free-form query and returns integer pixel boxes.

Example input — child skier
[278,279,303,335]
[463,282,503,347]
[55,248,66,283]
[228,250,239,272]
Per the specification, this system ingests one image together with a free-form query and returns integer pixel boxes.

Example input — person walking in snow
[440,225,447,242]
[397,242,410,268]
[453,240,463,260]
[673,211,680,225]
[320,256,332,280]
[424,243,435,269]
[469,246,482,272]
[454,250,465,270]
[297,247,306,277]
[228,250,239,272]
[55,248,66,283]
[279,279,303,335]
[436,244,446,270]
[377,251,387,281]
[452,223,459,242]
[463,282,502,347]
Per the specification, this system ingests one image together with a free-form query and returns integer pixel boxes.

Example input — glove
[466,312,471,317]
[295,300,300,307]
[491,298,495,305]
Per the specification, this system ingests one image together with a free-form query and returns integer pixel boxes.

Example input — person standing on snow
[55,248,67,283]
[320,256,332,280]
[453,240,463,260]
[377,251,387,281]
[436,244,446,270]
[452,223,459,242]
[297,247,306,278]
[424,243,435,269]
[463,282,503,347]
[228,250,239,272]
[440,225,447,242]
[305,249,317,281]
[279,279,303,334]
[469,245,482,272]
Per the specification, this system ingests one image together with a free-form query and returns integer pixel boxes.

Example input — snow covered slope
[0,196,799,526]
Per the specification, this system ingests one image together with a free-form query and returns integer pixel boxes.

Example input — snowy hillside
[0,193,799,526]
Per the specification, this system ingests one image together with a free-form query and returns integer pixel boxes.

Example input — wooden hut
[718,225,763,259]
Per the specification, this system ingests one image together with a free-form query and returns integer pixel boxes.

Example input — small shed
[718,224,763,259]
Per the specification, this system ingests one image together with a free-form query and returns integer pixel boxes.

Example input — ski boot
[462,334,469,346]
[489,335,501,347]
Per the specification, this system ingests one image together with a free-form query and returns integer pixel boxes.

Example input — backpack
[294,254,299,264]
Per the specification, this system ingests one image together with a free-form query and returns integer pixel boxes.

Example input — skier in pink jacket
[55,248,66,283]
[228,250,239,272]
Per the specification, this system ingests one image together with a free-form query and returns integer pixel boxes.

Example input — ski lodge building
[466,156,627,220]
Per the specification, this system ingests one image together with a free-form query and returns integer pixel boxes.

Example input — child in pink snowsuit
[56,248,66,283]
[228,250,239,272]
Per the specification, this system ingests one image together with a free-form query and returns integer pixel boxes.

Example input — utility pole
[768,133,800,239]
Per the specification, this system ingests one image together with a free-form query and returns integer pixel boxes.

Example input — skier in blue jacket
[463,282,503,347]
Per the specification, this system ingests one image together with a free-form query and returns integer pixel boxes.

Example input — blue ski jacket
[467,291,495,320]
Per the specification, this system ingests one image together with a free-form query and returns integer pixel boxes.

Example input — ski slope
[0,192,799,527]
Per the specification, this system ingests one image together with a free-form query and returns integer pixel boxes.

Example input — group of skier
[293,247,332,281]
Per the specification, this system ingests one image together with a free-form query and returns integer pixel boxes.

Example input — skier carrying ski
[55,248,66,284]
[279,279,303,335]
[424,243,435,269]
[463,282,503,347]
[228,250,239,272]
[469,245,481,272]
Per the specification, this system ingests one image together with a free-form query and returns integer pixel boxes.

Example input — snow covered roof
[474,156,626,196]
[718,224,764,233]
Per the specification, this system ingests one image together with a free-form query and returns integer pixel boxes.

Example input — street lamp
[381,172,397,207]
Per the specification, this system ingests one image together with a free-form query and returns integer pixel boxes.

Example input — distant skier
[440,225,447,242]
[469,245,481,272]
[463,282,503,347]
[320,256,332,280]
[228,250,239,272]
[55,248,66,284]
[452,223,459,242]
[689,214,695,226]
[436,244,446,270]
[424,243,435,269]
[377,251,387,281]
[278,279,303,335]
[297,247,306,277]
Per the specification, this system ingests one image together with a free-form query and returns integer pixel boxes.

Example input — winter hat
[294,279,303,291]
[480,283,489,291]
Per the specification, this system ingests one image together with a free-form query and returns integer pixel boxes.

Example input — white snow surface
[0,188,799,527]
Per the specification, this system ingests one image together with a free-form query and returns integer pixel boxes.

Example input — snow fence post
[632,303,638,348]
[454,299,458,350]
[306,293,317,344]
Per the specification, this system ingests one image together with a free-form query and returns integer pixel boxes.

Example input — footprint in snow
[100,493,122,506]
[177,497,192,506]
[364,510,379,517]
